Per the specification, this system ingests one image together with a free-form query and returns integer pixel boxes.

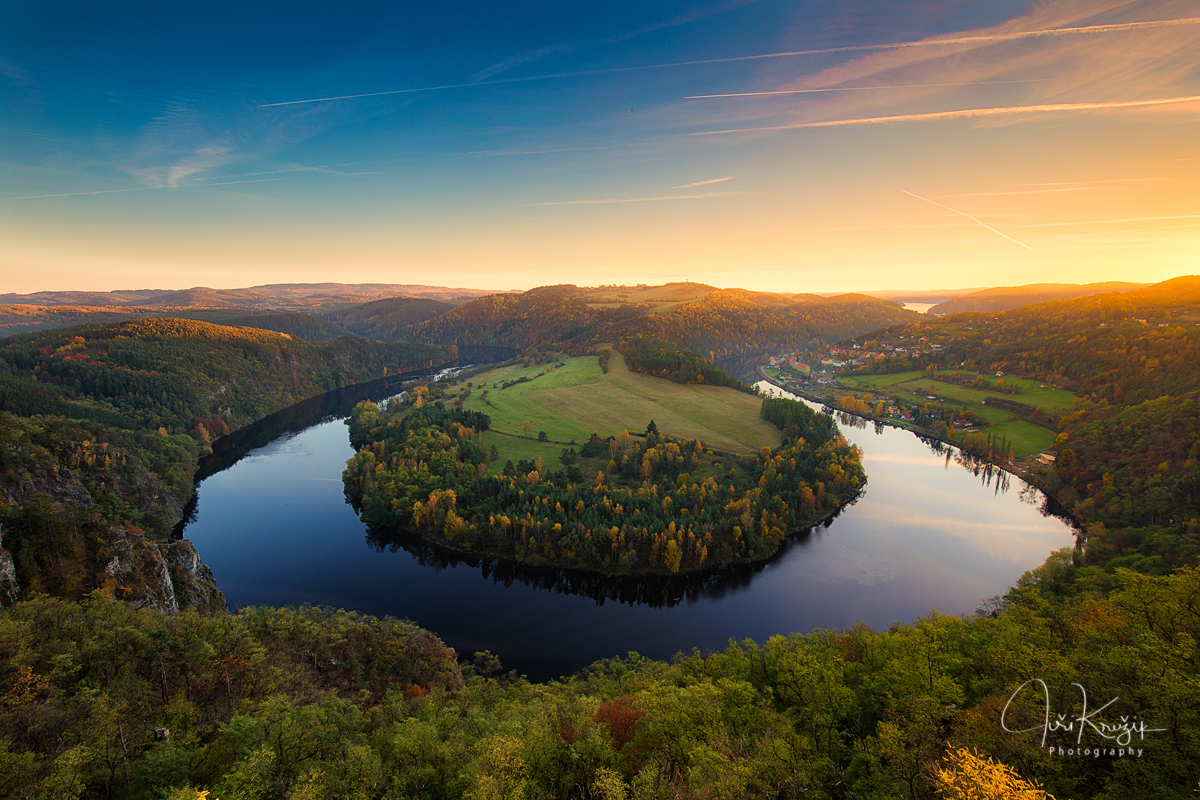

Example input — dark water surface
[182,380,1075,680]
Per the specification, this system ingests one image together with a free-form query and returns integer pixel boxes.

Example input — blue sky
[2,0,1198,292]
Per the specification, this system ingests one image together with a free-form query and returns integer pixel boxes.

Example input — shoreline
[755,367,1046,486]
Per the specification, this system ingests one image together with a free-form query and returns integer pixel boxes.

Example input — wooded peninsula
[343,376,864,573]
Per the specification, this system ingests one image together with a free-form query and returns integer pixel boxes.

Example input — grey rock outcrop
[0,529,19,607]
[4,465,94,509]
[164,539,225,613]
[101,526,225,613]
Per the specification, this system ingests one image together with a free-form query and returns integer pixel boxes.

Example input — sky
[2,0,1199,294]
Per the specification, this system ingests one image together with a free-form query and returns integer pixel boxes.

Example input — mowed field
[839,370,1073,458]
[843,370,1077,413]
[455,353,780,462]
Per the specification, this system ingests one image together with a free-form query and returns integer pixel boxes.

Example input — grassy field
[839,369,1076,458]
[843,371,925,388]
[843,370,1076,411]
[478,431,568,475]
[450,352,780,464]
[988,420,1057,458]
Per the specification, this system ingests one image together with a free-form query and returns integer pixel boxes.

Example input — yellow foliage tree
[934,748,1055,800]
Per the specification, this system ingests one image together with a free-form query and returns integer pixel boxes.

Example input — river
[181,378,1076,680]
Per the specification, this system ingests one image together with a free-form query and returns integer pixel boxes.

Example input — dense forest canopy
[324,297,456,340]
[617,336,751,390]
[2,560,1196,799]
[0,318,447,434]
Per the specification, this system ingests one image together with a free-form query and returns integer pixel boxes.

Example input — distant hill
[860,288,980,305]
[326,297,455,340]
[407,283,918,358]
[929,281,1147,315]
[0,306,352,341]
[0,282,509,310]
[2,282,919,354]
[194,312,352,341]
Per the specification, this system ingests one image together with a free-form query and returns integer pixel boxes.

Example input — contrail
[1,177,281,202]
[936,187,1108,197]
[901,189,1034,250]
[526,190,739,206]
[1024,212,1200,227]
[256,16,1200,108]
[685,79,1054,99]
[672,176,735,188]
[1,186,164,201]
[686,95,1200,135]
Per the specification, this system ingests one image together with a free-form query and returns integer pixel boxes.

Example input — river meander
[181,378,1076,680]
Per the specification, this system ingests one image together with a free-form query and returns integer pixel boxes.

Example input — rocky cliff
[0,412,224,612]
[99,525,225,613]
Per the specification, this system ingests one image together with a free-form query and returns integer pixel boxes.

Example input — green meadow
[452,352,780,465]
[839,369,1076,458]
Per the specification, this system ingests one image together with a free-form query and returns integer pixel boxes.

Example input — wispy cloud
[605,0,766,44]
[672,176,736,188]
[199,163,383,180]
[716,0,1200,143]
[526,191,740,206]
[901,189,1035,250]
[3,130,81,145]
[472,44,572,82]
[0,56,32,84]
[685,95,1200,135]
[258,13,1200,108]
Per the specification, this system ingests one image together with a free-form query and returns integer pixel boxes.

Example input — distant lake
[903,302,937,314]
[181,378,1075,680]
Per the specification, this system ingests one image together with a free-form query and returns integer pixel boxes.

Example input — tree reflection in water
[362,508,849,609]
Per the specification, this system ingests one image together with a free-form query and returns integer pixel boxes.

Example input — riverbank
[755,367,1055,489]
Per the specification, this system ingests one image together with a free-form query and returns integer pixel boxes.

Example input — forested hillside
[0,306,353,341]
[407,284,917,358]
[325,296,455,340]
[853,275,1200,576]
[928,281,1147,315]
[2,561,1196,799]
[0,319,450,610]
[617,336,751,390]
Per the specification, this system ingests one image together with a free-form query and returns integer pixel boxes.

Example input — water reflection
[362,510,846,609]
[801,392,1067,519]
